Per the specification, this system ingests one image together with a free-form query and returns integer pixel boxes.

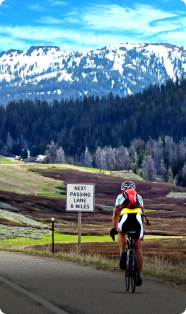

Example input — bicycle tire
[125,249,130,291]
[131,249,136,293]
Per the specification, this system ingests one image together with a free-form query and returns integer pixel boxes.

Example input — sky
[0,0,186,53]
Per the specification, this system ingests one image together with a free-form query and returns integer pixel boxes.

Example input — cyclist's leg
[133,213,144,285]
[133,240,143,272]
[118,231,127,251]
[118,215,128,270]
[134,241,143,286]
[118,213,128,252]
[118,232,127,270]
[134,212,144,272]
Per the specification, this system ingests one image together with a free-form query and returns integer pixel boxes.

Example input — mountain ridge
[0,42,185,104]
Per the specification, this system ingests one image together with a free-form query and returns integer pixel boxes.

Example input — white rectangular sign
[66,183,95,212]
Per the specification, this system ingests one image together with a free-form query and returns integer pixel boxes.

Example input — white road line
[0,276,68,314]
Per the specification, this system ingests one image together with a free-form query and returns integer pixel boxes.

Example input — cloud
[36,16,64,24]
[158,28,186,47]
[0,24,129,51]
[0,2,186,52]
[28,4,46,11]
[79,3,177,34]
[0,0,5,5]
[48,0,68,6]
[181,0,186,5]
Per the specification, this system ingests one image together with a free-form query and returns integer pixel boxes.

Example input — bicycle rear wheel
[130,249,137,293]
[125,249,130,291]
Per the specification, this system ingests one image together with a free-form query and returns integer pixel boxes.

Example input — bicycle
[125,214,150,293]
[125,230,139,293]
[110,211,150,293]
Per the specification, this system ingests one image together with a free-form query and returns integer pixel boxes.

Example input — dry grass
[143,256,186,284]
[0,164,63,196]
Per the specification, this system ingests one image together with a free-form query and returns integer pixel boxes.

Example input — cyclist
[110,181,144,286]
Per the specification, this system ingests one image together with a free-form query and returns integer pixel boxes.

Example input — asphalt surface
[0,251,185,314]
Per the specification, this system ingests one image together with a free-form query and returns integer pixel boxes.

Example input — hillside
[0,42,185,104]
[0,164,186,268]
[0,164,186,237]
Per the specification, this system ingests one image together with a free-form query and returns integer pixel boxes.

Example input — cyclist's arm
[137,193,145,221]
[112,207,120,229]
[142,207,145,223]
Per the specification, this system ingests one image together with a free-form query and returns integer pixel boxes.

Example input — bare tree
[178,141,186,163]
[123,147,131,171]
[167,166,174,183]
[159,158,167,181]
[56,147,66,163]
[141,155,157,181]
[182,163,186,176]
[46,141,58,163]
[83,147,93,168]
[153,139,164,175]
[95,146,102,171]
[105,147,116,173]
[164,136,176,165]
[95,146,107,172]
[115,146,131,171]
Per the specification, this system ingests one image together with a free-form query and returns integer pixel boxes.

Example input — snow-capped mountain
[0,42,185,104]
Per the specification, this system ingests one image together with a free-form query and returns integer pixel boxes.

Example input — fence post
[51,218,54,254]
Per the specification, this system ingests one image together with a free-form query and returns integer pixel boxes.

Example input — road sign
[66,183,95,212]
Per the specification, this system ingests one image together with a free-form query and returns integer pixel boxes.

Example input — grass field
[0,157,24,164]
[0,233,183,250]
[0,163,64,197]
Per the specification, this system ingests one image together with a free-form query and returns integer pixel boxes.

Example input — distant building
[15,156,21,161]
[36,155,46,162]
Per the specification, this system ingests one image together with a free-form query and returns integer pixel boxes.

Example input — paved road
[0,251,185,314]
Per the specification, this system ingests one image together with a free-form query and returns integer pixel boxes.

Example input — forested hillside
[1,76,186,184]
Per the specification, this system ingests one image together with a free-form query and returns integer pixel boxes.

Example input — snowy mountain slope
[0,43,186,104]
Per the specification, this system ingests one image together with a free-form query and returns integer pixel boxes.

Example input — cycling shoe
[136,274,143,286]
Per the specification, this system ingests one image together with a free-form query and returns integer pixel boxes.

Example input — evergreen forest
[1,76,186,185]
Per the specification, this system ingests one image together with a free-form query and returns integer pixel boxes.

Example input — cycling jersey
[115,193,144,211]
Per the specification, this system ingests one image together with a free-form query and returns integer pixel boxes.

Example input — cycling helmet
[121,181,136,191]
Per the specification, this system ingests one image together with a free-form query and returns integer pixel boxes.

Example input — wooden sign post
[66,183,95,252]
[78,212,81,252]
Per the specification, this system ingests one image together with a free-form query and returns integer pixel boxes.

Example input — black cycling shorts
[118,213,143,241]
